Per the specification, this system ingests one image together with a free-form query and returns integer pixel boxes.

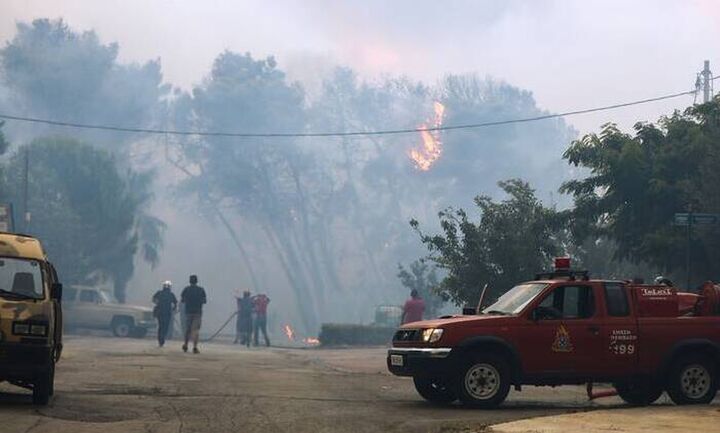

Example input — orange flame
[409,102,445,171]
[303,337,320,345]
[283,324,295,341]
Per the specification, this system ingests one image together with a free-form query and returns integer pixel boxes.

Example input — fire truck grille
[393,329,421,342]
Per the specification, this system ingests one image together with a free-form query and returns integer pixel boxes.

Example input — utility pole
[686,206,692,290]
[701,60,713,103]
[22,147,29,233]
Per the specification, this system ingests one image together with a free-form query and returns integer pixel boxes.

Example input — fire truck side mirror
[51,283,63,302]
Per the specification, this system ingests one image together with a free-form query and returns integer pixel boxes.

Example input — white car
[63,286,156,338]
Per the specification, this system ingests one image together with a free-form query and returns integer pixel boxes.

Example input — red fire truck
[387,258,720,407]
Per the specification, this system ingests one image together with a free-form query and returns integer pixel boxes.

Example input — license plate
[390,354,404,367]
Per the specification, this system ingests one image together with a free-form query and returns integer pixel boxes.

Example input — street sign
[673,212,720,226]
[673,211,720,289]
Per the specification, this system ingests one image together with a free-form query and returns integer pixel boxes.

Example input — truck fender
[455,336,523,384]
[658,338,720,377]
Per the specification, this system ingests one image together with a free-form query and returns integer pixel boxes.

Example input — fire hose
[201,311,238,342]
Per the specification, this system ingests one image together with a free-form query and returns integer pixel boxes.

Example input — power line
[0,89,697,139]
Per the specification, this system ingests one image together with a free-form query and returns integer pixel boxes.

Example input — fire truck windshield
[482,283,548,315]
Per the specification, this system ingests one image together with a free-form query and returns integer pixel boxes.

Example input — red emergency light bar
[535,257,589,281]
[554,257,571,270]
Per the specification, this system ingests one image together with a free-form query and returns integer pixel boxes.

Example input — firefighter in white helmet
[152,280,178,347]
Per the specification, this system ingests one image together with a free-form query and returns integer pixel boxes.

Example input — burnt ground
[0,336,633,433]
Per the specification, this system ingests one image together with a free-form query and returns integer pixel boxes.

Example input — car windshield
[482,283,548,315]
[0,257,44,299]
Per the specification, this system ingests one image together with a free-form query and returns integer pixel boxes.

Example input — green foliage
[411,179,565,306]
[0,121,8,156]
[0,18,168,147]
[397,260,446,317]
[561,98,720,285]
[1,137,165,301]
[432,74,576,203]
[175,51,328,330]
[178,51,306,222]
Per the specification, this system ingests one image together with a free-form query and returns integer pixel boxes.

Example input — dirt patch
[81,383,166,396]
[38,395,140,423]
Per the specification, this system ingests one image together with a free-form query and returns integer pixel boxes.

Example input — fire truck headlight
[12,321,48,336]
[30,324,48,336]
[12,322,30,335]
[422,328,444,343]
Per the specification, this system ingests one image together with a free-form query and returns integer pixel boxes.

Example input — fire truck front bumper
[386,347,453,377]
[0,342,53,380]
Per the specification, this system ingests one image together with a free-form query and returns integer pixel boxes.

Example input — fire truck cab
[387,258,720,408]
[0,233,63,405]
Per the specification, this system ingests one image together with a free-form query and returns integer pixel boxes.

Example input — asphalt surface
[1,336,631,433]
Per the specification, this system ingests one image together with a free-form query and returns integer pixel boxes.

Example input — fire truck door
[522,284,604,375]
[599,282,639,375]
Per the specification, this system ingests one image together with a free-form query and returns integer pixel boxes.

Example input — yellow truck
[0,233,63,405]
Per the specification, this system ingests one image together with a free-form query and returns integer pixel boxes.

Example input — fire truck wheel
[413,376,457,404]
[32,363,54,406]
[666,354,718,405]
[456,353,510,408]
[614,379,663,406]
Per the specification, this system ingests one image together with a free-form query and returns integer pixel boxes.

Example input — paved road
[1,336,624,433]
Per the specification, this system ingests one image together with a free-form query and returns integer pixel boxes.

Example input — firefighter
[252,293,271,347]
[234,290,254,347]
[655,276,675,286]
[152,280,178,347]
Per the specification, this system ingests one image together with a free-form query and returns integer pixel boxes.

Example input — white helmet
[654,276,673,286]
[162,280,172,289]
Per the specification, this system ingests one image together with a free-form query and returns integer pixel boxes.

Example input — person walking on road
[234,290,253,347]
[252,293,271,347]
[401,289,425,324]
[152,280,177,347]
[181,275,207,354]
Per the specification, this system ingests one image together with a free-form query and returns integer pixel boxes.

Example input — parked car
[63,286,155,338]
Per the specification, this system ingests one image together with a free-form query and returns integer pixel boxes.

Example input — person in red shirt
[252,293,271,347]
[401,289,426,324]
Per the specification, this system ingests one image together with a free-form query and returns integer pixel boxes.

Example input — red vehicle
[387,258,720,408]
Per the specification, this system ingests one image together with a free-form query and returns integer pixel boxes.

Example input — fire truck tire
[614,380,663,406]
[666,354,718,405]
[413,376,457,404]
[456,353,510,408]
[32,363,54,406]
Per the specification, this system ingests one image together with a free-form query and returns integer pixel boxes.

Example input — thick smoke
[0,19,576,338]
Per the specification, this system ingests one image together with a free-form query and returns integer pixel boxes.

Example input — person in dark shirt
[181,275,207,354]
[234,290,254,347]
[152,280,177,347]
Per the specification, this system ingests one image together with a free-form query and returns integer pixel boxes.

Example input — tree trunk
[261,223,318,332]
[214,208,262,292]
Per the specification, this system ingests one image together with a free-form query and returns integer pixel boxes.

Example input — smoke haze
[0,1,718,338]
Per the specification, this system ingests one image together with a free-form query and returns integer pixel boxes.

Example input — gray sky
[1,0,718,134]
